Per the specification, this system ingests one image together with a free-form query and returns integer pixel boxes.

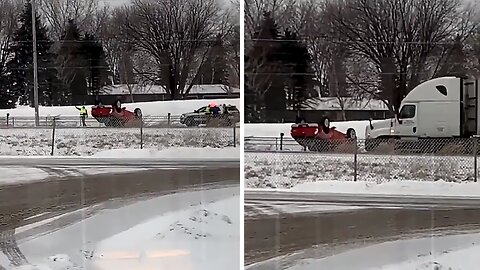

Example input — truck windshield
[399,104,416,119]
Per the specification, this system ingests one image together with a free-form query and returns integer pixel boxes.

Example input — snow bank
[245,152,473,188]
[0,98,240,118]
[0,165,147,186]
[0,167,50,184]
[93,146,240,159]
[287,180,480,197]
[91,196,239,270]
[0,128,237,156]
[245,120,371,140]
[245,201,363,217]
[13,187,239,270]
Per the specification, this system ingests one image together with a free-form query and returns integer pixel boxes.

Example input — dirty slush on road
[245,206,480,266]
[0,167,238,267]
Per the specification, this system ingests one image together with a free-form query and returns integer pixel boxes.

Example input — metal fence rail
[245,137,479,189]
[0,113,239,128]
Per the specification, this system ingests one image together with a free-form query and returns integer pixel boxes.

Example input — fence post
[51,118,56,156]
[6,113,9,127]
[167,113,171,126]
[12,117,14,127]
[280,133,284,151]
[233,125,236,148]
[140,122,144,149]
[354,138,358,182]
[474,137,478,183]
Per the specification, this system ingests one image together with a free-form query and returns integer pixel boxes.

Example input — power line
[245,38,476,45]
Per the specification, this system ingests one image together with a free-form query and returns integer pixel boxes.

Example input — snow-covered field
[248,180,480,197]
[0,128,238,156]
[4,187,239,270]
[0,98,240,156]
[0,98,240,118]
[245,152,473,188]
[259,232,480,270]
[245,120,371,139]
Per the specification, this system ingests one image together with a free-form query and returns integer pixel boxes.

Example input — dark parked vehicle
[180,104,240,127]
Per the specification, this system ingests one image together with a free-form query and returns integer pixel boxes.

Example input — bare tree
[326,0,479,113]
[119,0,226,100]
[0,0,19,77]
[38,0,100,40]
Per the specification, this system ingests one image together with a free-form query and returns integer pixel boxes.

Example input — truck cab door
[394,104,417,137]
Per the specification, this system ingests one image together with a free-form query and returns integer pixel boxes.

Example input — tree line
[0,0,239,109]
[245,0,480,122]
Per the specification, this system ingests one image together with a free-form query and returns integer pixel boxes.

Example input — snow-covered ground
[93,146,240,159]
[0,128,238,156]
[247,180,480,197]
[0,167,51,184]
[244,201,364,217]
[0,165,147,186]
[0,98,240,118]
[245,152,473,188]
[257,232,480,270]
[4,187,239,270]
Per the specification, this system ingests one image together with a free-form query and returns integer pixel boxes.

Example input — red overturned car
[91,100,143,127]
[290,117,357,152]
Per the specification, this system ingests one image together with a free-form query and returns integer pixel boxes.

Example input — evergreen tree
[57,19,87,105]
[82,33,109,98]
[278,29,312,112]
[2,1,59,107]
[245,11,282,122]
[0,75,16,108]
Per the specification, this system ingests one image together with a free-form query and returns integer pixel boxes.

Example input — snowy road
[0,162,239,269]
[245,195,480,267]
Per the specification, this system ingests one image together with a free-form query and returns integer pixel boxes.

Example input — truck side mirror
[394,113,402,124]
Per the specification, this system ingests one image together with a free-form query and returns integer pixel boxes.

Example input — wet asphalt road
[245,203,480,267]
[0,166,239,231]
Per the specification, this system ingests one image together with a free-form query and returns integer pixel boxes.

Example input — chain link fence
[245,137,479,189]
[0,113,239,128]
[0,115,239,156]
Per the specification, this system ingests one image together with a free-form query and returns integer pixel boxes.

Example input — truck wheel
[134,108,142,118]
[346,128,356,139]
[113,99,122,113]
[320,117,331,134]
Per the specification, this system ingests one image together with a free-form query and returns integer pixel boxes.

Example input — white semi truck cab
[365,77,479,149]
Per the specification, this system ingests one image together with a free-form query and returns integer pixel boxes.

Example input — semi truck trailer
[365,76,479,153]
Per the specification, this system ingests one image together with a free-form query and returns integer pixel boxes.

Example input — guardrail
[245,136,480,188]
